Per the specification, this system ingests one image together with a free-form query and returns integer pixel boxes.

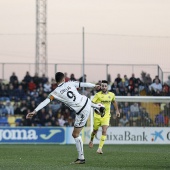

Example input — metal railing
[0,63,164,83]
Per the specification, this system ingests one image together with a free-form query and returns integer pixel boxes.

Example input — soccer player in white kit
[26,72,105,164]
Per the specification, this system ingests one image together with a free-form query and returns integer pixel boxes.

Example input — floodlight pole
[36,0,47,76]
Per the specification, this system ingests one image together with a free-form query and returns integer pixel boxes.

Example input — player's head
[101,80,108,93]
[55,72,65,83]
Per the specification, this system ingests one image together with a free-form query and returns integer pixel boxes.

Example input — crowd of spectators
[0,71,170,127]
[110,102,170,127]
[108,72,170,127]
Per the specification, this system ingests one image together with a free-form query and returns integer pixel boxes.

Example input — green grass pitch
[0,144,169,170]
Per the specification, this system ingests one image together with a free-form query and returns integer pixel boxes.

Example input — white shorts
[74,98,91,128]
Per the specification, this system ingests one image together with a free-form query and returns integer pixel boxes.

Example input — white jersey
[48,81,95,113]
[33,80,104,127]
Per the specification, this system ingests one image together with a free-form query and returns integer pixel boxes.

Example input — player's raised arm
[26,110,37,119]
[26,96,53,119]
[74,81,100,90]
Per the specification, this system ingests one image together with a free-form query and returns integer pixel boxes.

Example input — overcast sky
[0,0,170,81]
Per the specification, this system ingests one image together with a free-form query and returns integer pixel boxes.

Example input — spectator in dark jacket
[23,71,32,84]
[10,72,18,85]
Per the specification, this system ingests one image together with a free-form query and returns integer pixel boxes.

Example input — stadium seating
[141,103,160,122]
[15,116,22,124]
[8,116,16,127]
[0,117,9,126]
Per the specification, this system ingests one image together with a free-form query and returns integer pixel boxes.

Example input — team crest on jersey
[108,96,111,98]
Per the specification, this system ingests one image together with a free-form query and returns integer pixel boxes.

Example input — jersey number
[67,91,76,101]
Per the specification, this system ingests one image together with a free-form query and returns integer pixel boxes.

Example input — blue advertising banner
[1,127,170,144]
[0,127,65,144]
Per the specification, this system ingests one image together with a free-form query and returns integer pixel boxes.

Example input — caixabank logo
[0,128,65,143]
[151,130,164,142]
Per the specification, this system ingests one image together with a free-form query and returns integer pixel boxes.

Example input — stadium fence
[0,63,165,83]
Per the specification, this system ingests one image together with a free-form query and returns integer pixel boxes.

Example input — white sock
[74,136,84,160]
[91,102,100,109]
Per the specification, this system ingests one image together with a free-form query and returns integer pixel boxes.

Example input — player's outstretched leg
[99,106,105,117]
[91,103,105,117]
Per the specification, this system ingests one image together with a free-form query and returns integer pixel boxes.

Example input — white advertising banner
[66,127,170,144]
